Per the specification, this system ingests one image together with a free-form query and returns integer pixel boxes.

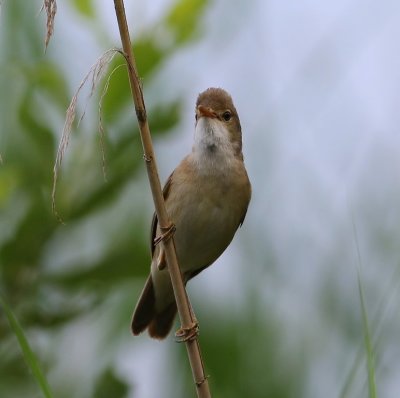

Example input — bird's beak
[196,105,218,119]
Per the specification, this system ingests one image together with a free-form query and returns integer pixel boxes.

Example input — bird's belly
[170,193,240,275]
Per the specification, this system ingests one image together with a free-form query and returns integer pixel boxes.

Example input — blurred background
[1,0,400,397]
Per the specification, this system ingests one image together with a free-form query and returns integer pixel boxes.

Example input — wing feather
[150,172,174,256]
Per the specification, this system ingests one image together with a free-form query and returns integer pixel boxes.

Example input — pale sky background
[43,1,400,397]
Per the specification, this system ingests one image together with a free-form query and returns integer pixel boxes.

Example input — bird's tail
[131,276,177,339]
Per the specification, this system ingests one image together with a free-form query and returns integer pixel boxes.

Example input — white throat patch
[194,118,231,151]
[192,118,236,173]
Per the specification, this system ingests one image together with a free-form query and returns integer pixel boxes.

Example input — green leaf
[150,100,182,134]
[0,297,53,398]
[101,39,165,122]
[18,90,56,179]
[351,212,377,398]
[133,38,165,77]
[166,0,210,44]
[358,271,377,398]
[32,62,70,107]
[72,0,95,18]
[93,368,129,398]
[46,244,149,291]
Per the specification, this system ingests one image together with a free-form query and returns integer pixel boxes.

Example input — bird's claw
[154,223,176,246]
[174,321,199,343]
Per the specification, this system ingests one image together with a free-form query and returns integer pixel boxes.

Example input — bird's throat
[192,118,237,174]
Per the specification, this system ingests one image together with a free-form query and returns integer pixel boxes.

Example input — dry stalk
[52,49,119,220]
[42,0,57,50]
[98,63,126,182]
[113,1,211,396]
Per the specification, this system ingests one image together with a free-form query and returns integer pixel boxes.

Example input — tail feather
[131,276,177,339]
[131,276,155,335]
[148,301,177,339]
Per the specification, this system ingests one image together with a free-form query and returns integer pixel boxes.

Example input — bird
[131,87,251,339]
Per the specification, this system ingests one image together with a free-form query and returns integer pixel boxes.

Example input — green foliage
[72,0,95,18]
[358,271,377,398]
[0,0,210,397]
[0,297,53,398]
[3,1,380,397]
[166,0,210,44]
[93,368,129,398]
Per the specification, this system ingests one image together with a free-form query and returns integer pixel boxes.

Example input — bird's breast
[165,156,250,275]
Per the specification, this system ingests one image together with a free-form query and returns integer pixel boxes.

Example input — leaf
[93,368,129,398]
[72,0,95,18]
[358,271,377,398]
[45,239,150,291]
[150,100,182,133]
[350,209,378,398]
[101,39,165,122]
[0,296,53,398]
[18,90,56,178]
[166,0,210,44]
[32,62,70,107]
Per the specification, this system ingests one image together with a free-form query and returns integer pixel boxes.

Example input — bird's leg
[155,227,200,342]
[153,223,176,246]
[175,293,199,342]
[154,224,176,270]
[175,321,199,342]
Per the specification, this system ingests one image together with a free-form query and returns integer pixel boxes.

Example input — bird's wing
[239,205,249,227]
[150,171,174,257]
[239,178,252,227]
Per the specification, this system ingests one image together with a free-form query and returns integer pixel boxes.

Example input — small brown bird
[131,88,251,339]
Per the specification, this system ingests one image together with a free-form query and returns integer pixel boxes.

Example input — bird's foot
[174,321,199,343]
[154,223,176,246]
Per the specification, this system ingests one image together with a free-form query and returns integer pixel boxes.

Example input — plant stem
[112,1,211,396]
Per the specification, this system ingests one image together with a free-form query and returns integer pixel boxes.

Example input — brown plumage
[131,88,251,339]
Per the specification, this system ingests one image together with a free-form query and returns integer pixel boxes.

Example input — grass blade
[357,271,377,398]
[349,206,377,398]
[0,296,53,398]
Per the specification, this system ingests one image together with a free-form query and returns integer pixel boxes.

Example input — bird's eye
[195,113,198,121]
[222,111,232,121]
